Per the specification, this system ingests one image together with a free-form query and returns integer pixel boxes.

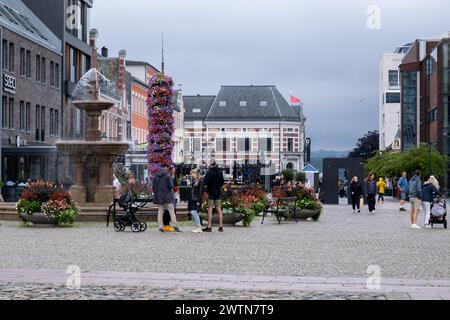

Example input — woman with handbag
[350,176,363,213]
[188,169,205,233]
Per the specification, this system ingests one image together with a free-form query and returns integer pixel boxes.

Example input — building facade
[23,0,94,140]
[0,0,62,183]
[379,44,411,150]
[184,85,306,177]
[399,33,450,187]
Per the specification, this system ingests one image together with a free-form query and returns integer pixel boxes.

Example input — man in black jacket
[203,160,225,232]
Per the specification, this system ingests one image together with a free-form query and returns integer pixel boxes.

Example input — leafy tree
[282,169,295,182]
[348,131,379,159]
[295,172,306,183]
[365,145,448,179]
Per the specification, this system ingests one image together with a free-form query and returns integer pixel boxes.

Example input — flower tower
[147,73,175,175]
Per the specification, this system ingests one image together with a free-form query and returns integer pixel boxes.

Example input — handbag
[360,198,365,209]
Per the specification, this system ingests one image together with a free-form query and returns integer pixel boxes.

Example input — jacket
[377,179,386,194]
[204,166,224,197]
[398,177,409,192]
[188,178,204,211]
[421,183,440,203]
[366,179,377,195]
[152,170,175,205]
[408,175,422,199]
[350,181,362,197]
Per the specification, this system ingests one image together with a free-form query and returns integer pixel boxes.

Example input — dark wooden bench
[261,197,298,225]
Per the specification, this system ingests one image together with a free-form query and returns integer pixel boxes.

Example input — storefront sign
[3,74,16,95]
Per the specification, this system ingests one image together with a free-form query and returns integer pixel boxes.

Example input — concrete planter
[281,208,323,221]
[19,212,56,225]
[200,212,245,225]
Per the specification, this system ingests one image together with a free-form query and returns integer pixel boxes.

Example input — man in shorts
[398,172,409,211]
[409,170,423,229]
[203,159,225,232]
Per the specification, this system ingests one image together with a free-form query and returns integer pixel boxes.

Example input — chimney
[89,29,99,69]
[101,46,108,58]
[118,50,127,90]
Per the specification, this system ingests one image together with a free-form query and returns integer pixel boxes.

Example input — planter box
[281,208,323,221]
[200,212,245,225]
[19,212,56,225]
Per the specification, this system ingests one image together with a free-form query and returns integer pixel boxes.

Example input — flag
[290,95,302,105]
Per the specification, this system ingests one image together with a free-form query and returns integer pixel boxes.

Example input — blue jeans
[191,210,201,226]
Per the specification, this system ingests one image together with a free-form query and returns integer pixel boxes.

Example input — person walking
[377,177,386,204]
[421,176,441,228]
[203,160,225,232]
[409,170,423,229]
[349,176,363,213]
[188,169,204,234]
[398,172,409,211]
[366,174,377,213]
[152,163,180,233]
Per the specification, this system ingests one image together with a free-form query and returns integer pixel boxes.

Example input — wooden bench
[261,197,298,225]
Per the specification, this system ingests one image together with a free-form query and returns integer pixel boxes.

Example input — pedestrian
[188,169,204,234]
[421,176,441,228]
[377,177,386,204]
[409,170,423,229]
[366,173,377,213]
[398,172,409,211]
[349,176,363,213]
[112,174,121,201]
[152,163,180,233]
[203,159,225,232]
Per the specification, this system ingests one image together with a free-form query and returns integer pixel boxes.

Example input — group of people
[349,170,443,229]
[151,159,225,233]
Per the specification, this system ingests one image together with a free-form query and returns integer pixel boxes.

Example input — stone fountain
[56,70,129,205]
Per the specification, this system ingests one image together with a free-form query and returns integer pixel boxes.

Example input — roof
[205,86,303,122]
[0,0,61,54]
[302,164,319,173]
[126,60,160,73]
[183,95,216,121]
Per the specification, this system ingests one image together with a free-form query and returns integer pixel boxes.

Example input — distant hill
[310,150,350,172]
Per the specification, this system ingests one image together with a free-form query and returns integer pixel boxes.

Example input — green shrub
[16,199,42,215]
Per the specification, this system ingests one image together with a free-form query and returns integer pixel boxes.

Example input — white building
[379,44,411,150]
[184,85,306,176]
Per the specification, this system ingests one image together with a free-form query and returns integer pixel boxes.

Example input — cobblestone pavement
[1,198,449,299]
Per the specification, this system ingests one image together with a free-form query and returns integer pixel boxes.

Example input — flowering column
[147,73,175,175]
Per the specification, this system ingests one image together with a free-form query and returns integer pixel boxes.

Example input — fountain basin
[72,101,115,112]
[56,141,130,155]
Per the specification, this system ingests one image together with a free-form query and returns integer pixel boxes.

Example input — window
[9,43,14,72]
[238,138,251,152]
[429,108,438,121]
[192,108,201,113]
[69,47,76,82]
[260,101,268,107]
[50,61,55,86]
[216,138,231,152]
[2,96,7,128]
[240,101,247,107]
[258,138,272,152]
[389,70,399,87]
[20,101,25,131]
[288,138,294,152]
[26,50,31,78]
[41,57,46,83]
[55,63,60,87]
[36,55,41,82]
[26,102,31,131]
[55,109,59,136]
[35,105,41,141]
[219,101,226,107]
[20,48,25,76]
[8,98,14,129]
[386,92,400,104]
[41,106,46,141]
[2,40,8,70]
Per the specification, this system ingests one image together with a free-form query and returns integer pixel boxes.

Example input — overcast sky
[91,0,450,151]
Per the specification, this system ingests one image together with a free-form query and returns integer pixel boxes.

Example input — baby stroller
[430,196,447,229]
[113,190,148,233]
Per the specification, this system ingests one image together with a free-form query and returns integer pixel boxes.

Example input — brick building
[0,0,62,183]
[183,85,306,176]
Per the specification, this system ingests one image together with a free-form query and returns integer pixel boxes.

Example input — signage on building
[3,74,16,95]
[9,136,27,147]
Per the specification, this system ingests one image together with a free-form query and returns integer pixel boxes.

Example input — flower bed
[16,181,79,226]
[200,187,268,227]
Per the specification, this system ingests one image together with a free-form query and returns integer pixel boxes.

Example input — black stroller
[430,196,447,229]
[113,190,148,233]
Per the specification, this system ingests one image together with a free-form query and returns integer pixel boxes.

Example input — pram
[430,196,447,229]
[112,190,150,232]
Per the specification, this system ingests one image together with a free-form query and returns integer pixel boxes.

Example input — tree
[348,130,379,159]
[365,145,448,179]
[295,172,306,183]
[282,169,295,182]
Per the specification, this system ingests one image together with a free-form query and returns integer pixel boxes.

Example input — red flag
[290,95,302,105]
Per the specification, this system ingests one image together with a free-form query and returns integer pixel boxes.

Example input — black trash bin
[4,186,17,202]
